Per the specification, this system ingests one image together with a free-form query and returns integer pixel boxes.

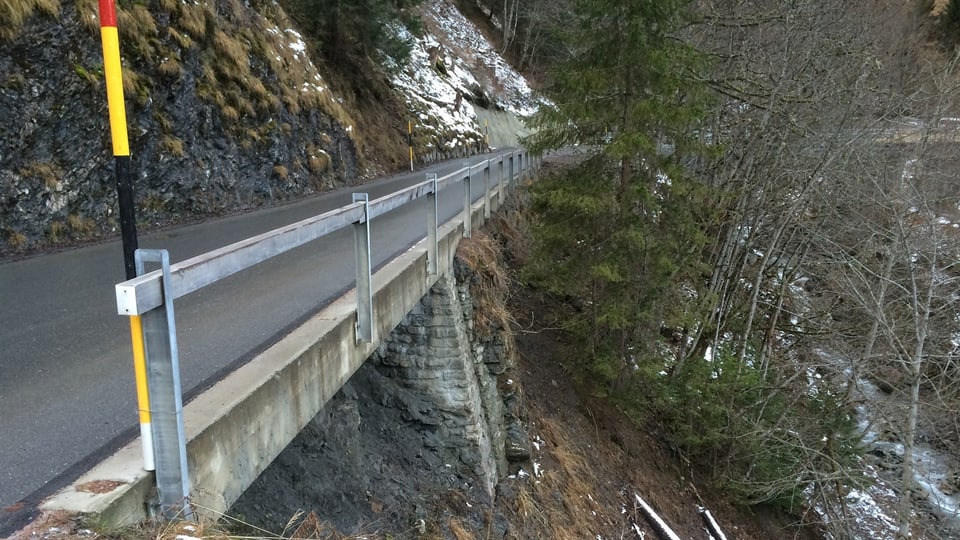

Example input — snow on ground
[387,0,540,159]
[422,0,538,117]
[389,24,486,155]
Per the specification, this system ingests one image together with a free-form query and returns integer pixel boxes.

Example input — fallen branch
[634,493,681,540]
[698,506,728,540]
[697,506,727,540]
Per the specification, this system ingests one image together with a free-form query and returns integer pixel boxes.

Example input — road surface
[0,151,515,530]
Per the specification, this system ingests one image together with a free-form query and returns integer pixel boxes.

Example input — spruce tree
[525,0,710,388]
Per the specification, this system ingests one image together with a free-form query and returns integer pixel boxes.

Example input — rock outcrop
[1,0,359,254]
[231,240,529,537]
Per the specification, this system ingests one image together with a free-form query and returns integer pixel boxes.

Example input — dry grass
[5,229,28,249]
[0,0,60,41]
[154,111,173,132]
[221,105,240,122]
[306,143,331,174]
[66,214,95,236]
[491,204,532,266]
[249,13,361,147]
[158,0,177,14]
[235,91,256,117]
[213,30,249,77]
[158,56,182,79]
[20,161,61,189]
[272,164,289,180]
[47,220,66,243]
[447,517,473,540]
[161,135,185,157]
[167,26,193,49]
[281,88,301,115]
[120,66,151,106]
[74,0,98,34]
[457,231,513,338]
[117,3,158,60]
[504,414,612,539]
[177,1,210,39]
[516,484,548,529]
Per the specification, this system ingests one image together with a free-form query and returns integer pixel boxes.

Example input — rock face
[0,1,359,254]
[0,0,537,257]
[231,253,529,537]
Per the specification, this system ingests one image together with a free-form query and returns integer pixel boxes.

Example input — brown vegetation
[0,0,60,41]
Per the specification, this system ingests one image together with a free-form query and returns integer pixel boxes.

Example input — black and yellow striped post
[98,0,153,471]
[408,120,414,171]
[98,0,138,278]
[484,118,489,152]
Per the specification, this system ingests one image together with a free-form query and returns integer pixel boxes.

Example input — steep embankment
[1,0,361,253]
[225,163,817,540]
[0,0,534,257]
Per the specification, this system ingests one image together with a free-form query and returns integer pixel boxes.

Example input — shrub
[640,344,863,509]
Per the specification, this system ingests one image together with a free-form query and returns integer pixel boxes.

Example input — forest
[504,0,960,538]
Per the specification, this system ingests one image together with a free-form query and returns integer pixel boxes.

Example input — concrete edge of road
[36,178,511,529]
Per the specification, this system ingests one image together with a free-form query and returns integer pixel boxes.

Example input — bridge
[25,150,534,528]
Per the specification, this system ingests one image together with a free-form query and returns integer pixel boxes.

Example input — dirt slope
[491,282,820,540]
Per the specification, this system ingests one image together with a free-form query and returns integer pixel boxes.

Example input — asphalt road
[0,151,514,524]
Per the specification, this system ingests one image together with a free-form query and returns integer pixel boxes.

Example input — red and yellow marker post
[98,0,153,471]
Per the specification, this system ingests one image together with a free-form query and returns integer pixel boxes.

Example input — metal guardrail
[113,149,532,517]
[116,151,524,316]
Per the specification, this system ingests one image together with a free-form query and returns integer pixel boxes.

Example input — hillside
[9,0,960,539]
[0,0,533,258]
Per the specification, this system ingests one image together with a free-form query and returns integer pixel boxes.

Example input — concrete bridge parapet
[41,167,530,526]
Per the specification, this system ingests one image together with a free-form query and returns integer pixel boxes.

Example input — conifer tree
[525,0,710,387]
[284,0,421,62]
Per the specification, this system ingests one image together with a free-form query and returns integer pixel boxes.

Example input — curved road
[0,151,514,530]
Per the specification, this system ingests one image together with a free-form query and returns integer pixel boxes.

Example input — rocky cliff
[1,0,364,253]
[0,0,535,257]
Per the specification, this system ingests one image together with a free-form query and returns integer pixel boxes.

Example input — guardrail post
[135,249,192,520]
[462,165,472,238]
[498,154,505,206]
[483,159,492,218]
[353,193,373,343]
[509,155,515,191]
[427,173,439,274]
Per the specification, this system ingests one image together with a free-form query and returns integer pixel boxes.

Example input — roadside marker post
[97,0,153,474]
[408,120,414,172]
[97,0,138,279]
